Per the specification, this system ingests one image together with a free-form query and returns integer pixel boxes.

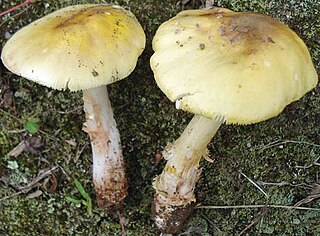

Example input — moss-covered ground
[0,0,319,235]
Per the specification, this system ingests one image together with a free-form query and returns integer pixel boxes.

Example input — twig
[294,193,320,207]
[7,129,25,134]
[0,190,24,201]
[200,212,223,233]
[38,129,60,142]
[238,206,269,236]
[0,4,32,28]
[0,108,61,142]
[17,166,59,191]
[117,210,126,236]
[256,181,313,189]
[57,106,82,114]
[57,164,71,182]
[0,166,58,201]
[295,156,320,169]
[7,140,27,157]
[257,140,320,151]
[0,0,33,17]
[197,204,320,211]
[74,143,88,163]
[239,171,268,198]
[0,108,20,122]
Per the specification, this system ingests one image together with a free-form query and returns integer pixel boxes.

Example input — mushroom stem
[153,114,222,233]
[83,86,127,211]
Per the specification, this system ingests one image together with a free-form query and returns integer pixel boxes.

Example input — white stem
[152,115,223,232]
[83,86,127,210]
[154,115,222,205]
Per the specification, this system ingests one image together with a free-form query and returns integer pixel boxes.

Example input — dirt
[0,0,319,235]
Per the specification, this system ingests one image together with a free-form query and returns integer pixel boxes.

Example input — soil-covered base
[152,193,196,234]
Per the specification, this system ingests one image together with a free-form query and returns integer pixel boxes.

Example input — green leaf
[66,197,82,204]
[86,198,93,216]
[74,179,90,200]
[24,117,40,134]
[66,179,93,216]
[81,199,88,206]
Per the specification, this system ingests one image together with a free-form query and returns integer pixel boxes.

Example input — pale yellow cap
[150,8,318,124]
[1,4,146,91]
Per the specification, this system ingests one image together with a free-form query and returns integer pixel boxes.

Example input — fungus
[1,4,146,210]
[150,8,318,233]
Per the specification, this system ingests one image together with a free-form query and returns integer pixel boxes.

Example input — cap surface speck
[150,8,318,124]
[1,4,146,91]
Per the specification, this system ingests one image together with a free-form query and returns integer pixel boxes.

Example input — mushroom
[150,8,318,233]
[1,4,146,210]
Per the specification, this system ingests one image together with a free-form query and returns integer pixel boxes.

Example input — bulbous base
[96,187,127,211]
[95,174,128,211]
[152,193,195,234]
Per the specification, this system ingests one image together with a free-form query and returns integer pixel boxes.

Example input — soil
[0,0,319,235]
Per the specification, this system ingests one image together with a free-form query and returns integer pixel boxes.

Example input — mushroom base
[152,193,195,234]
[95,170,127,211]
[152,115,223,232]
[83,86,128,211]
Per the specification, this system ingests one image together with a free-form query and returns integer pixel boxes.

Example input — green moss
[1,0,319,235]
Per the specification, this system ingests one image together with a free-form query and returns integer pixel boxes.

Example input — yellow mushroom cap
[150,8,318,124]
[1,4,146,91]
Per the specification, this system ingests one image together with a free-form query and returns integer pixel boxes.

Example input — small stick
[117,210,126,236]
[257,139,320,150]
[57,165,72,182]
[0,0,33,17]
[197,204,320,211]
[256,181,312,189]
[18,166,59,191]
[0,4,32,28]
[57,106,82,114]
[0,166,58,201]
[0,191,24,201]
[0,108,21,123]
[238,207,268,236]
[294,193,320,207]
[295,156,320,169]
[200,212,223,233]
[0,108,61,142]
[239,171,268,198]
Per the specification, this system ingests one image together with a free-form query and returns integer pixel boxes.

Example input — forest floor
[0,0,319,235]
